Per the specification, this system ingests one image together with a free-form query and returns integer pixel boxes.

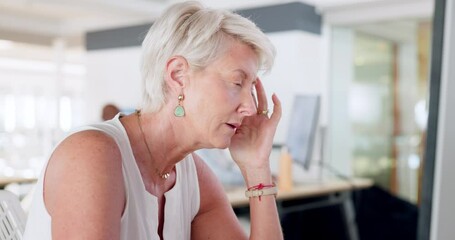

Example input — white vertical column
[52,38,66,131]
[430,0,455,238]
[327,27,354,177]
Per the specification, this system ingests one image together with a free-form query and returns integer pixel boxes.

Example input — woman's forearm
[242,167,284,240]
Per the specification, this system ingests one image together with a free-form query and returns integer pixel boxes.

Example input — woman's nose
[238,91,257,116]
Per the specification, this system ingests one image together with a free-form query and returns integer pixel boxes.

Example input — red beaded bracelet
[247,183,275,191]
[245,183,277,201]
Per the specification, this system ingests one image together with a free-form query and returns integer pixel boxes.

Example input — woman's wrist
[240,166,273,187]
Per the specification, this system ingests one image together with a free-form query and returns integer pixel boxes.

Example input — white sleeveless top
[24,114,201,239]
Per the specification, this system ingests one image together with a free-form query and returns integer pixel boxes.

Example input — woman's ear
[165,56,189,88]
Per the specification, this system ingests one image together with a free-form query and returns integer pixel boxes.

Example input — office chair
[0,190,26,240]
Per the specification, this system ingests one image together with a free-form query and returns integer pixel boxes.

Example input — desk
[0,177,37,188]
[226,178,373,240]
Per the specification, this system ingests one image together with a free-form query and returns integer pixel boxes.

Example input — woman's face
[185,41,259,149]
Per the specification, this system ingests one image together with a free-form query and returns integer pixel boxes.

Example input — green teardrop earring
[174,94,185,117]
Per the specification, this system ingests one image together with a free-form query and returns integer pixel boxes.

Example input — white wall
[430,0,455,238]
[263,30,324,143]
[85,30,325,144]
[85,47,142,123]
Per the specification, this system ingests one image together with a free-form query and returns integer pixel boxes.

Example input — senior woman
[24,1,283,239]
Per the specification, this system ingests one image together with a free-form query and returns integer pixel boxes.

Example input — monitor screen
[285,95,320,170]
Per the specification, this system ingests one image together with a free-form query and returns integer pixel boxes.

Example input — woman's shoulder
[62,129,120,150]
[47,129,123,180]
[44,129,125,225]
[48,129,123,179]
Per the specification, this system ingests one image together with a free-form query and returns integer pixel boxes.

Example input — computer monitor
[285,95,321,170]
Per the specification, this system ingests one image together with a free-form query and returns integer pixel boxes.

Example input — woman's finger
[255,78,268,115]
[269,93,282,124]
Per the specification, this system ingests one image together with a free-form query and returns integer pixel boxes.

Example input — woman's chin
[211,138,231,149]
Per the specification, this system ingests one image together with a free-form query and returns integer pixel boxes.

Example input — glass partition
[329,20,432,204]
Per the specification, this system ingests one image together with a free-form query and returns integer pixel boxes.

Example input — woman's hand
[229,79,282,178]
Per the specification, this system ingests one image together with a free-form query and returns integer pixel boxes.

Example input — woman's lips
[226,123,240,130]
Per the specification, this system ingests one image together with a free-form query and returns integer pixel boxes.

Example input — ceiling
[0,0,434,47]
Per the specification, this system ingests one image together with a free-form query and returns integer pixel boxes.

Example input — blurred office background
[0,0,432,203]
[1,0,451,239]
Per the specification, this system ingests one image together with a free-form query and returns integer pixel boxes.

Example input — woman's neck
[123,106,200,180]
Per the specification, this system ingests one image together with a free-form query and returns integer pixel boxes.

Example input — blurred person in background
[101,103,121,121]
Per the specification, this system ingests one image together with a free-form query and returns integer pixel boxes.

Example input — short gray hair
[140,1,276,112]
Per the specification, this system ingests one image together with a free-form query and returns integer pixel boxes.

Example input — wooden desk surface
[0,177,37,188]
[226,178,373,208]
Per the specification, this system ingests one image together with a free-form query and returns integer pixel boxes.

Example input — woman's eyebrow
[234,69,257,84]
[233,69,248,79]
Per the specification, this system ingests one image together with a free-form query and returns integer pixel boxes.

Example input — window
[0,41,86,177]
